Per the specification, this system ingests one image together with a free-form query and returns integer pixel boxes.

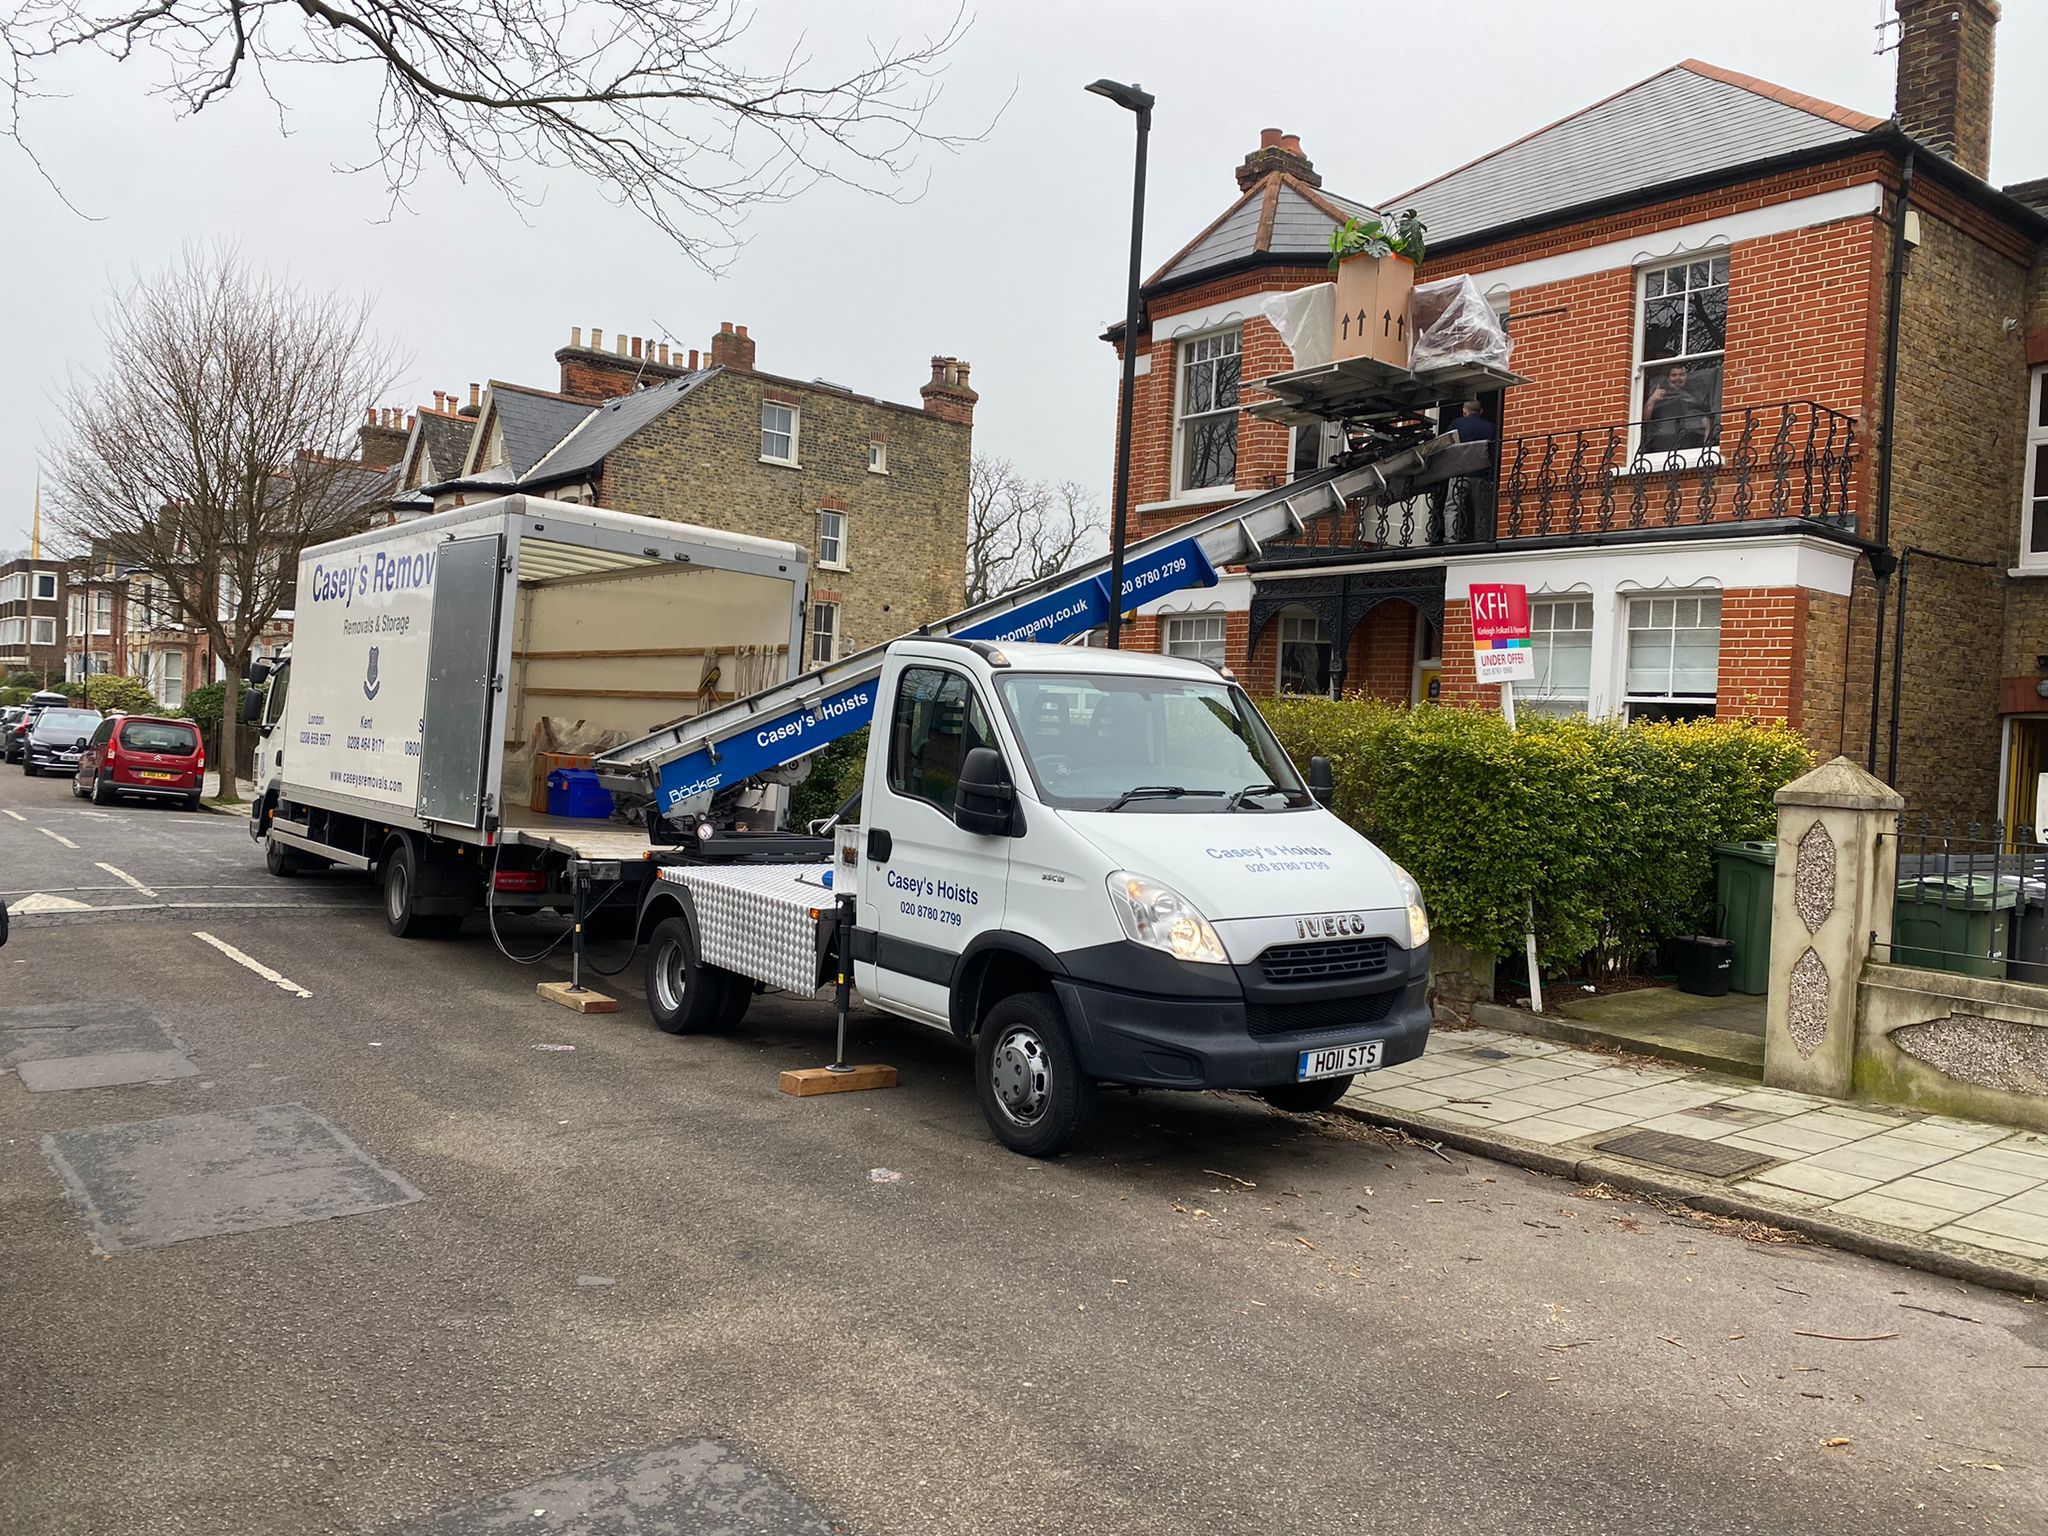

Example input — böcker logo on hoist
[363,645,381,701]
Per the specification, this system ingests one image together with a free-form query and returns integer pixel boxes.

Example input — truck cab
[846,639,1430,1153]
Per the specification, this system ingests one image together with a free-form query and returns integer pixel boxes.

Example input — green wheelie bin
[1714,840,1777,995]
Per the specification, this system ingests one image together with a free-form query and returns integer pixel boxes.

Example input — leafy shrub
[179,679,249,731]
[82,675,157,714]
[788,728,869,829]
[1259,698,1812,973]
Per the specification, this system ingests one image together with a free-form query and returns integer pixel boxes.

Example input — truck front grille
[1244,990,1398,1038]
[1257,936,1390,985]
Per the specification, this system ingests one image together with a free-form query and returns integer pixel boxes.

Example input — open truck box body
[278,495,809,856]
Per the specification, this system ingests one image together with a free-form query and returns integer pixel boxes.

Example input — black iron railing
[1254,399,1860,567]
[1876,817,2048,985]
[1502,399,1859,540]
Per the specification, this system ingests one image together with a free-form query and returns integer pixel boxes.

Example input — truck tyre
[976,992,1092,1157]
[644,913,731,1034]
[1259,1075,1355,1114]
[265,836,301,877]
[710,975,754,1031]
[382,839,456,939]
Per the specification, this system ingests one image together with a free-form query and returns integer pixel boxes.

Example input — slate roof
[1385,60,1885,250]
[1146,174,1382,293]
[411,410,474,489]
[482,384,594,477]
[522,368,719,488]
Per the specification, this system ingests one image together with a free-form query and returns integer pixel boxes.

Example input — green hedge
[1259,699,1812,971]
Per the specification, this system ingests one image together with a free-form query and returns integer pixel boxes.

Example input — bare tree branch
[3,0,985,266]
[44,246,402,803]
[966,453,1104,608]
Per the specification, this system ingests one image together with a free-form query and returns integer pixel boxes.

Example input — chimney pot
[615,334,627,355]
[658,343,670,365]
[1280,133,1302,154]
[1260,127,1284,149]
[591,328,603,351]
[735,325,749,340]
[570,325,582,349]
[365,407,377,425]
[469,383,481,409]
[631,336,643,360]
[689,349,700,369]
[720,321,734,334]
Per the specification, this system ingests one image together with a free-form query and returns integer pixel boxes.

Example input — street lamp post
[1087,77,1153,650]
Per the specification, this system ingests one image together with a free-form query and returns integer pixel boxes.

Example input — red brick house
[1108,0,2045,821]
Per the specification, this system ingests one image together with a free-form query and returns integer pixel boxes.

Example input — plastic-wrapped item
[1256,283,1335,371]
[1408,276,1512,374]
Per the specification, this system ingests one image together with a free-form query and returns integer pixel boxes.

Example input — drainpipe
[1866,149,1913,773]
[1885,546,2005,788]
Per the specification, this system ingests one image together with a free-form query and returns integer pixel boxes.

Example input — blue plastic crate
[546,768,614,820]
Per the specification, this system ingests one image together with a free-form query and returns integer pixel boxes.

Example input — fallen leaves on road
[1961,1460,2007,1472]
[1575,1182,1809,1246]
[1821,1438,1851,1450]
[1203,1169,1256,1188]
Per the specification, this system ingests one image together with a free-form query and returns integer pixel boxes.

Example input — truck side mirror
[955,746,1020,837]
[1307,755,1335,807]
[246,658,274,686]
[241,687,265,727]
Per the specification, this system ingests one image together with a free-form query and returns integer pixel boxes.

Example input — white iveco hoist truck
[251,346,1515,1154]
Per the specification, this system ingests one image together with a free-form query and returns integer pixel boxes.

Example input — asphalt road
[1,766,2043,1535]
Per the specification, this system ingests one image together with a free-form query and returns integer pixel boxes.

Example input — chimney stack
[357,406,409,469]
[920,354,979,426]
[1235,127,1320,191]
[708,321,757,372]
[555,322,690,401]
[1894,0,1998,179]
[460,383,482,419]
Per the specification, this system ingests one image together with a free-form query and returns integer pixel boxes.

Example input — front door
[866,664,1011,1023]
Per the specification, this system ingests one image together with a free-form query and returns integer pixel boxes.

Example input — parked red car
[73,714,206,810]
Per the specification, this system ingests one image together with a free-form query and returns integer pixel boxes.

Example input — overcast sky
[3,0,2044,555]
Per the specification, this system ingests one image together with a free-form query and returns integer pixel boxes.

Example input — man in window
[1643,364,1713,453]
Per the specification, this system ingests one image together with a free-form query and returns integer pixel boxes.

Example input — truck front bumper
[1051,943,1432,1092]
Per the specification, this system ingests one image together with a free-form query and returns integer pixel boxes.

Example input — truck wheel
[976,992,1092,1157]
[710,975,754,1031]
[265,836,301,877]
[1259,1076,1355,1114]
[382,839,455,938]
[644,913,730,1034]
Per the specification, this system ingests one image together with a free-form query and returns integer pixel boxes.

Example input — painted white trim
[1139,570,1253,616]
[1151,294,1280,339]
[1440,532,1859,599]
[1134,487,1258,517]
[1467,184,1882,304]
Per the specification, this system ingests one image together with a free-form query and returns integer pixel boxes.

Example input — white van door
[862,663,1011,1022]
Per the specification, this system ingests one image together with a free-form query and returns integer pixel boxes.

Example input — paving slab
[16,1049,198,1091]
[389,1438,841,1535]
[0,1001,185,1068]
[41,1102,422,1255]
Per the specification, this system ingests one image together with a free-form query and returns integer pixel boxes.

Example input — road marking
[1,808,23,821]
[192,931,313,998]
[95,863,159,899]
[37,827,79,849]
[11,892,92,912]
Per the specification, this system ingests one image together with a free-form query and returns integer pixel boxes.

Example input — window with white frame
[1635,254,1728,458]
[2022,366,2048,567]
[32,571,57,601]
[818,509,847,569]
[1291,420,1342,480]
[0,573,21,604]
[89,653,110,675]
[1276,608,1331,697]
[0,617,23,646]
[810,601,840,665]
[160,648,185,708]
[68,594,85,632]
[1523,598,1594,717]
[867,440,888,474]
[1623,593,1720,722]
[92,591,113,635]
[761,400,799,464]
[1162,612,1227,670]
[31,617,55,646]
[1176,328,1241,494]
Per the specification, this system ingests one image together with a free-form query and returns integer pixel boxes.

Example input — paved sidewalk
[1342,1021,2048,1292]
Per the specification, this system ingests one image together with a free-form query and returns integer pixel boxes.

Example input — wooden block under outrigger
[537,980,619,1013]
[779,1064,899,1096]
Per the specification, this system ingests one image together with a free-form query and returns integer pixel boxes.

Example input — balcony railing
[1254,399,1859,566]
[1501,399,1859,540]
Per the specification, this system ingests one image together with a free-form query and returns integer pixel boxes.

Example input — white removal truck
[251,353,1515,1154]
[247,498,808,934]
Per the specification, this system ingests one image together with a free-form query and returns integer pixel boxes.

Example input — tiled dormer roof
[1145,173,1382,295]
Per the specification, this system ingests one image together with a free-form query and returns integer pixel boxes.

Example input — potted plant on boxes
[1327,209,1426,368]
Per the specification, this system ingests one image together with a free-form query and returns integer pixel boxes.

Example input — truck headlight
[1107,871,1228,965]
[1394,866,1430,949]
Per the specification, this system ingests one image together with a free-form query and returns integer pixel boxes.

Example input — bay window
[1176,329,1241,494]
[1524,598,1594,716]
[1624,593,1720,722]
[1276,608,1331,697]
[1161,612,1227,670]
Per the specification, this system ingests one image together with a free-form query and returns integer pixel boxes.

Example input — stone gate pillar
[1763,757,1904,1097]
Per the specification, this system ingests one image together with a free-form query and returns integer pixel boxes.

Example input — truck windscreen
[994,672,1307,812]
